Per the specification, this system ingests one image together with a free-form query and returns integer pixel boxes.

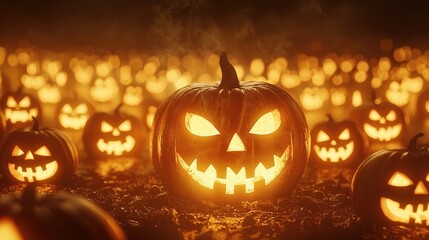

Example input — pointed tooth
[17,166,23,173]
[225,167,236,195]
[254,162,267,179]
[201,164,216,189]
[189,159,197,171]
[35,166,43,173]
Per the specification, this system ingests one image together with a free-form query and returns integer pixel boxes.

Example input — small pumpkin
[151,52,309,201]
[0,87,42,131]
[56,98,94,131]
[352,133,429,225]
[310,114,365,168]
[0,118,78,183]
[82,104,144,158]
[0,185,126,240]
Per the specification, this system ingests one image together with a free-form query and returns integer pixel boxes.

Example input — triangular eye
[12,146,24,156]
[118,120,131,131]
[249,109,281,135]
[388,171,413,187]
[386,110,397,121]
[19,97,31,108]
[369,110,381,121]
[101,121,114,132]
[62,104,73,113]
[426,172,429,182]
[338,129,350,140]
[6,97,17,108]
[185,113,220,136]
[75,104,88,114]
[316,131,330,142]
[34,146,51,156]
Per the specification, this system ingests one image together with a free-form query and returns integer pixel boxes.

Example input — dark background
[1,0,429,57]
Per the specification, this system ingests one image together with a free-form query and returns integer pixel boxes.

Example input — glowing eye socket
[386,110,397,121]
[75,104,88,114]
[62,104,73,113]
[388,171,413,187]
[338,129,350,140]
[6,97,17,108]
[316,131,330,142]
[19,97,31,108]
[101,121,114,132]
[249,109,281,135]
[34,146,51,156]
[12,146,24,156]
[118,120,131,131]
[369,110,381,121]
[426,173,429,182]
[185,113,220,137]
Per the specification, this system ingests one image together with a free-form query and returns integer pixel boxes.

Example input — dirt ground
[1,153,428,240]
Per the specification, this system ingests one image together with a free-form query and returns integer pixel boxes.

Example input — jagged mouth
[177,146,290,195]
[363,123,402,141]
[314,141,354,162]
[59,114,88,130]
[4,108,38,124]
[96,136,136,156]
[380,197,429,225]
[8,161,58,182]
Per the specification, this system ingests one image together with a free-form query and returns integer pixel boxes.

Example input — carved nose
[331,140,337,146]
[414,181,429,195]
[112,128,120,136]
[25,151,34,160]
[380,117,386,124]
[227,133,246,152]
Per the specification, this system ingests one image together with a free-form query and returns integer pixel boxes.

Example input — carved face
[0,120,78,183]
[0,93,41,130]
[89,77,119,102]
[385,81,410,107]
[152,53,309,201]
[57,101,94,130]
[37,83,61,104]
[299,87,329,111]
[352,134,429,225]
[83,111,143,158]
[310,118,364,167]
[123,86,143,106]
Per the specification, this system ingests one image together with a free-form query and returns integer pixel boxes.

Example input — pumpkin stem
[326,114,334,122]
[22,183,37,209]
[31,116,40,131]
[17,85,24,94]
[218,52,240,90]
[408,133,424,151]
[114,103,123,115]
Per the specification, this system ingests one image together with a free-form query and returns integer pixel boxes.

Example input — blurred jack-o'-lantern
[123,85,143,106]
[0,185,126,240]
[352,133,429,225]
[83,104,144,158]
[89,77,119,103]
[152,53,309,201]
[0,88,42,131]
[384,81,410,107]
[310,115,365,168]
[352,96,406,149]
[0,118,78,183]
[299,87,329,111]
[56,99,94,131]
[37,81,61,104]
[142,97,162,131]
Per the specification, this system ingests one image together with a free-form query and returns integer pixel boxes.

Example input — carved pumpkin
[310,115,365,168]
[123,85,143,106]
[352,97,406,150]
[0,118,78,183]
[142,97,162,131]
[0,88,42,131]
[151,53,309,201]
[83,104,144,158]
[0,185,126,240]
[89,77,119,103]
[37,81,62,104]
[352,133,429,225]
[299,87,329,111]
[56,99,94,131]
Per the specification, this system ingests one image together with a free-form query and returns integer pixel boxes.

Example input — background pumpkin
[352,133,429,225]
[0,185,126,240]
[0,118,78,183]
[56,98,95,131]
[151,52,309,201]
[82,104,144,159]
[310,114,365,168]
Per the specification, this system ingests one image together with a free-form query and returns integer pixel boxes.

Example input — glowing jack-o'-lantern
[83,104,144,158]
[0,185,126,240]
[152,53,309,201]
[37,81,62,104]
[385,81,410,107]
[299,87,329,111]
[123,85,143,106]
[0,88,42,131]
[0,118,78,183]
[56,99,94,130]
[310,115,365,168]
[352,133,429,225]
[352,97,406,148]
[89,77,119,102]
